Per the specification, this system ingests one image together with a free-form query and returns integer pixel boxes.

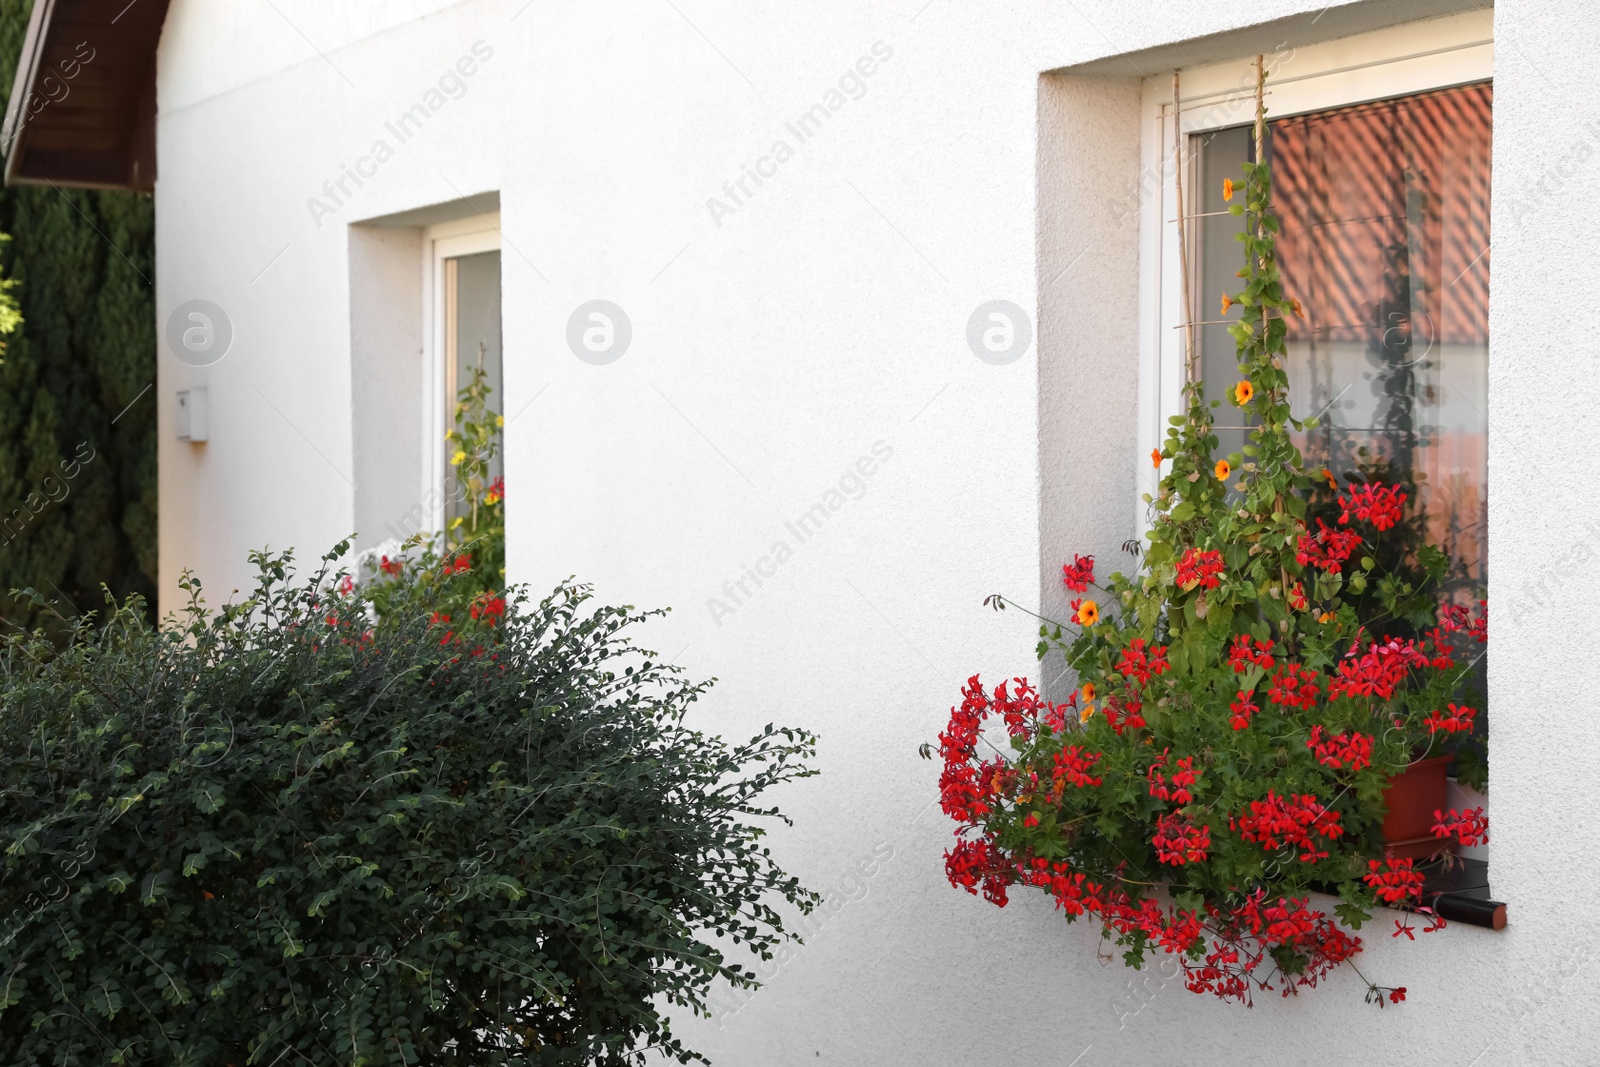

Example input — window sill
[1421,857,1506,930]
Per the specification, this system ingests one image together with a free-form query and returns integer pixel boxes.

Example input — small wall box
[176,388,208,442]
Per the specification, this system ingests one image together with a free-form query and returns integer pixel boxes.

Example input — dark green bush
[0,545,816,1065]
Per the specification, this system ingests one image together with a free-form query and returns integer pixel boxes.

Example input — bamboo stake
[1173,72,1197,385]
[1254,54,1267,278]
[1252,54,1295,610]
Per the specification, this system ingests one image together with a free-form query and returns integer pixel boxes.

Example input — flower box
[1381,755,1455,860]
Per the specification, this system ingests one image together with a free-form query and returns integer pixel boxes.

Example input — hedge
[0,547,816,1064]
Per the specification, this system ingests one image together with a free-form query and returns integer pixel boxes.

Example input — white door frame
[421,212,501,534]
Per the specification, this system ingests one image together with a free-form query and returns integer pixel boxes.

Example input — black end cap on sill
[1427,892,1506,930]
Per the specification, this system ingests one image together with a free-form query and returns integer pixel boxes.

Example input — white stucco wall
[153,0,1599,1063]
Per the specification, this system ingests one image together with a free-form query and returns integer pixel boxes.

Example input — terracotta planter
[1381,755,1454,860]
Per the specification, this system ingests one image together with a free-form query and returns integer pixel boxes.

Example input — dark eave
[2,0,171,192]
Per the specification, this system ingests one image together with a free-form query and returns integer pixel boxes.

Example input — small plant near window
[934,65,1487,1005]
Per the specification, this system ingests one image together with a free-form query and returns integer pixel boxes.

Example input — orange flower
[1151,447,1163,469]
[1318,611,1335,624]
[1223,178,1235,201]
[1233,380,1254,405]
[1221,292,1233,315]
[1214,460,1231,481]
[1322,468,1337,490]
[1079,703,1096,723]
[1081,682,1097,703]
[1290,298,1306,319]
[1076,599,1100,626]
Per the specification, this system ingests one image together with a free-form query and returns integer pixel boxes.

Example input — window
[1138,15,1493,865]
[1139,13,1495,537]
[1195,83,1491,593]
[425,215,502,530]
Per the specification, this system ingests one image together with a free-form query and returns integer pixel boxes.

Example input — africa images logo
[305,40,495,228]
[706,441,894,627]
[165,300,234,367]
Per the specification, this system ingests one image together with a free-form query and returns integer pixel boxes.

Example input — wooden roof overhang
[2,0,171,192]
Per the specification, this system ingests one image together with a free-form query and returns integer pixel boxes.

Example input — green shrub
[0,545,816,1065]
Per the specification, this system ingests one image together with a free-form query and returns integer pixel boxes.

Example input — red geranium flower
[1228,691,1259,731]
[1296,519,1363,573]
[1232,791,1342,861]
[1062,554,1096,593]
[1423,703,1477,735]
[1152,812,1212,866]
[1117,639,1171,687]
[1338,482,1407,531]
[1306,725,1374,771]
[1176,547,1225,591]
[1432,806,1489,847]
[1229,634,1276,672]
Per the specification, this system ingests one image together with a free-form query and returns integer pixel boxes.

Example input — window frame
[1136,13,1494,538]
[420,212,501,535]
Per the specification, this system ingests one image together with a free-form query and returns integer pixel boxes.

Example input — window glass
[1199,83,1491,596]
[445,250,502,525]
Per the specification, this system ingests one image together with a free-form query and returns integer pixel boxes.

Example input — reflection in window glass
[1199,83,1491,594]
